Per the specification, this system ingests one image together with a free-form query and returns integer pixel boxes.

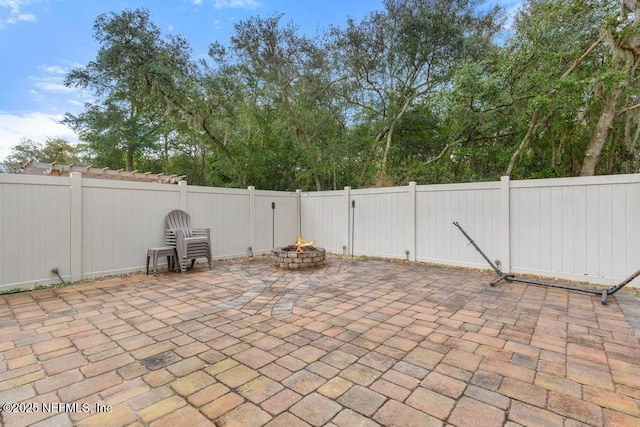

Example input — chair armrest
[191,228,211,239]
[166,228,210,248]
[165,229,178,247]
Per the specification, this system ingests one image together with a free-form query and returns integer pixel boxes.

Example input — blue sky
[0,0,523,161]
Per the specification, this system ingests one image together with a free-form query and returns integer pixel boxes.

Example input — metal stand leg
[490,274,514,287]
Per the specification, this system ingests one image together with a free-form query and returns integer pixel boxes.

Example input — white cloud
[66,99,85,107]
[6,12,35,23]
[213,0,261,10]
[0,0,36,27]
[0,112,79,160]
[40,65,67,74]
[28,63,84,99]
[30,78,74,94]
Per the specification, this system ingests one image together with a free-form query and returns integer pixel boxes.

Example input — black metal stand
[453,221,640,305]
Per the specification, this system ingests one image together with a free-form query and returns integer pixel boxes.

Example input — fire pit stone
[272,236,326,269]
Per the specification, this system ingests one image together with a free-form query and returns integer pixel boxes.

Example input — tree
[53,2,640,190]
[580,0,640,175]
[2,138,43,171]
[500,0,640,178]
[1,138,80,172]
[64,8,192,172]
[330,0,502,183]
[504,0,609,177]
[208,14,349,190]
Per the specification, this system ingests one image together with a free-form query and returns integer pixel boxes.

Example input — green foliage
[63,8,194,173]
[2,137,81,172]
[5,1,635,188]
[328,0,503,179]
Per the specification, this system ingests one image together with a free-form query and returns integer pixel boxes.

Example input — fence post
[409,181,417,261]
[500,176,511,272]
[70,172,83,282]
[178,180,188,211]
[249,186,256,253]
[345,186,351,255]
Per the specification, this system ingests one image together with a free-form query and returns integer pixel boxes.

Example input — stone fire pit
[272,236,326,269]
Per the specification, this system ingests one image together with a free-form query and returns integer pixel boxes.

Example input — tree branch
[424,140,459,165]
[506,36,604,176]
[617,102,640,115]
[561,35,604,79]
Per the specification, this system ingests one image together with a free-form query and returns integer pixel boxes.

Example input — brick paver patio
[1,256,639,426]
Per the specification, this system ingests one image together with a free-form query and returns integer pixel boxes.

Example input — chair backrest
[166,210,193,236]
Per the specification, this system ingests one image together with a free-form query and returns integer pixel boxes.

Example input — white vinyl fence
[301,174,640,287]
[1,175,73,291]
[0,173,299,291]
[1,172,639,291]
[300,181,504,267]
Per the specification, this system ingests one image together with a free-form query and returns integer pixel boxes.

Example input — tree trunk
[578,1,639,176]
[580,87,622,176]
[506,111,543,176]
[505,36,604,177]
[126,144,134,172]
[382,124,394,171]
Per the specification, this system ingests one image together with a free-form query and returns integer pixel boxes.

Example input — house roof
[17,160,185,184]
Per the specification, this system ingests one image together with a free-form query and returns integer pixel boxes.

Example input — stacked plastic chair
[165,210,212,273]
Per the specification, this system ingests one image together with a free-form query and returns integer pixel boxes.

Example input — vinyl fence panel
[253,190,299,254]
[416,182,502,269]
[187,186,251,259]
[509,175,640,284]
[81,179,180,278]
[300,190,348,254]
[0,175,72,288]
[351,186,414,259]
